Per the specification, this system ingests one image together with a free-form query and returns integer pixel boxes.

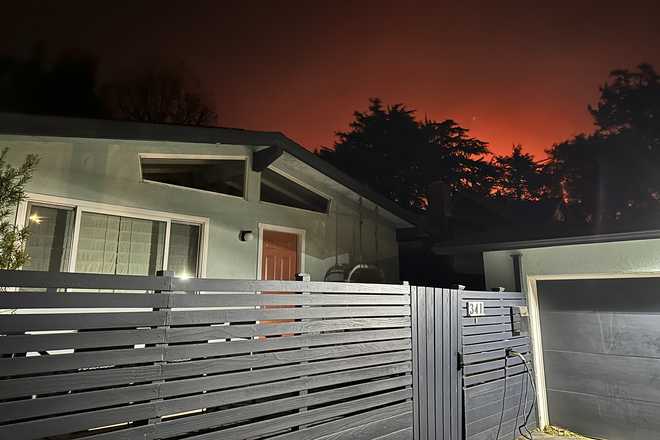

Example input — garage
[430,230,660,438]
[538,277,660,439]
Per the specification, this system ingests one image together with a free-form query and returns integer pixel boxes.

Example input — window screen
[141,157,246,197]
[75,212,166,276]
[167,222,200,278]
[23,204,75,272]
[260,169,330,213]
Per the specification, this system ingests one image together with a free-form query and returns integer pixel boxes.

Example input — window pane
[260,169,330,213]
[23,204,74,272]
[168,223,200,277]
[75,212,166,275]
[141,158,245,197]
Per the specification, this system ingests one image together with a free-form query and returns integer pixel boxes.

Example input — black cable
[513,367,527,440]
[521,359,537,439]
[494,354,509,440]
[511,351,536,440]
[518,365,531,440]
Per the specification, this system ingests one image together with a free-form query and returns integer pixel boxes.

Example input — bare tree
[102,64,217,126]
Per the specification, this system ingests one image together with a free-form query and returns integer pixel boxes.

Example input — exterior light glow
[29,213,42,224]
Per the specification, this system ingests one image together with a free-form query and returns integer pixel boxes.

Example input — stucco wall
[483,238,660,291]
[2,135,401,282]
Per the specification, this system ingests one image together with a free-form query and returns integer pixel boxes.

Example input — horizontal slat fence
[0,270,413,440]
[460,289,536,440]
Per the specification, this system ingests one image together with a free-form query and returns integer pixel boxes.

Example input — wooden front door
[261,229,299,281]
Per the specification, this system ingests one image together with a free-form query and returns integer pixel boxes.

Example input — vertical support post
[411,286,419,440]
[296,273,311,429]
[441,288,450,440]
[511,253,524,293]
[425,287,436,440]
[418,286,428,440]
[149,270,173,426]
[449,287,463,440]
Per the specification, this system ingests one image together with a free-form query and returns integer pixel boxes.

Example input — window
[23,204,75,272]
[260,169,330,214]
[167,223,200,278]
[75,212,166,275]
[21,199,205,277]
[141,157,246,198]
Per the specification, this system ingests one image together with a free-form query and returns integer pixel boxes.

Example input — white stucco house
[0,113,417,282]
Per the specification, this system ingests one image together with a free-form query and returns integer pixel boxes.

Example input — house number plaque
[466,301,485,317]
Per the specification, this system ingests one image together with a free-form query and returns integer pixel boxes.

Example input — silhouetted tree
[589,63,660,137]
[547,64,660,228]
[319,99,493,211]
[101,64,217,125]
[493,145,548,201]
[0,45,105,117]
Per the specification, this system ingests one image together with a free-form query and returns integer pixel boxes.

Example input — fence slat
[0,364,162,399]
[165,327,409,361]
[167,316,410,342]
[169,305,411,325]
[172,292,411,307]
[269,402,412,440]
[160,359,411,399]
[0,328,166,354]
[0,311,166,332]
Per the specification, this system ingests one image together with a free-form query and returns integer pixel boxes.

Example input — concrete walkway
[526,434,566,440]
[522,433,593,440]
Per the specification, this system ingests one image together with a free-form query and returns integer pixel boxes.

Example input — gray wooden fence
[0,271,535,440]
[0,270,414,440]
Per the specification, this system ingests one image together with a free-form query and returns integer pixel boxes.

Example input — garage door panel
[539,277,660,440]
[547,389,660,440]
[545,350,660,404]
[539,278,660,313]
[541,310,660,358]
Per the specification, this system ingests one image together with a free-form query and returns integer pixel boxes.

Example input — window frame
[138,153,249,201]
[259,166,332,215]
[16,193,209,277]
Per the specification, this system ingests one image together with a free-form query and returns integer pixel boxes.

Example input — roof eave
[432,229,660,255]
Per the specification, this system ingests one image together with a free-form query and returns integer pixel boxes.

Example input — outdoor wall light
[239,230,255,242]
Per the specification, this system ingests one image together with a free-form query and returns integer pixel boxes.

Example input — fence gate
[412,287,535,440]
[460,289,535,440]
[411,287,463,440]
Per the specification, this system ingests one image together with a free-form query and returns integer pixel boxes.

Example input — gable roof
[0,112,418,228]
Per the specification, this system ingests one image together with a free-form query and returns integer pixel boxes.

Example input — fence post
[149,270,174,426]
[411,286,419,440]
[296,273,311,429]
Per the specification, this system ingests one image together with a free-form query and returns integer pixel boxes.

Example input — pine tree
[0,148,39,270]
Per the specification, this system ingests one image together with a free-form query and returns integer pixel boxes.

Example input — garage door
[538,278,660,439]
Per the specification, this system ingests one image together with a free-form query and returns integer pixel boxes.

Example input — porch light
[29,213,42,224]
[239,230,254,242]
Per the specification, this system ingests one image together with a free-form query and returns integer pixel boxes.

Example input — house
[433,229,660,439]
[0,113,417,282]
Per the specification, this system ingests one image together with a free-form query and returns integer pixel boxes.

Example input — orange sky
[2,1,660,157]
